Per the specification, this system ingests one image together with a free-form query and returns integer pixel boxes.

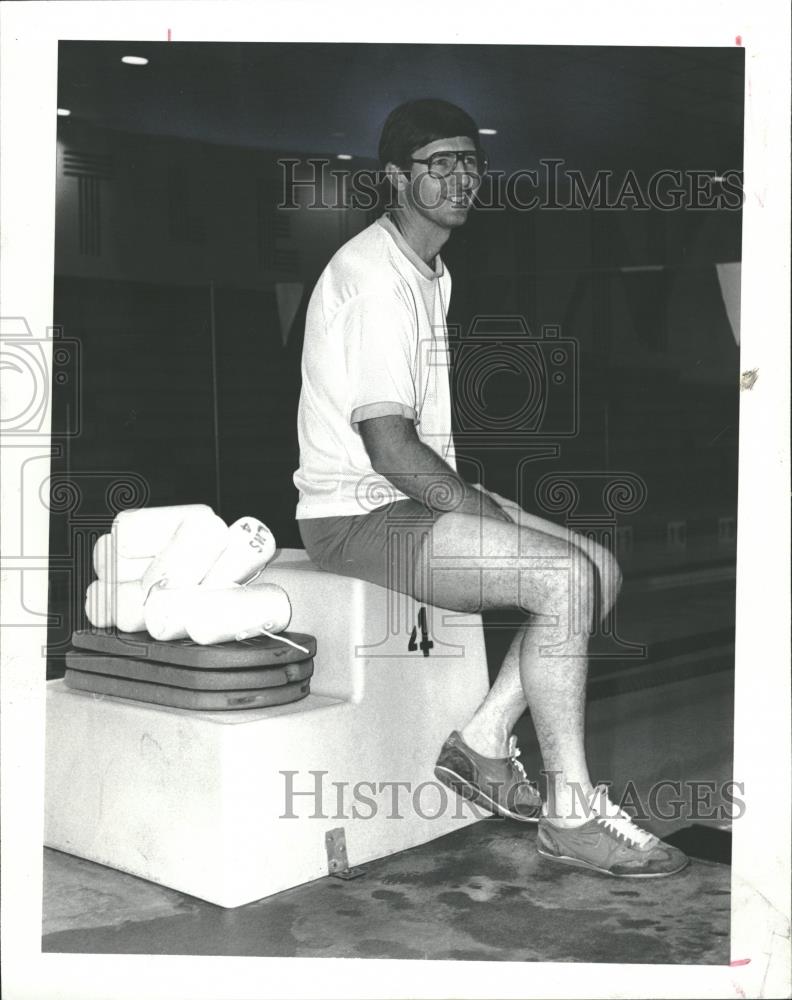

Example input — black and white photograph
[1,3,789,999]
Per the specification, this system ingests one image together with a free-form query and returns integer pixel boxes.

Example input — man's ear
[384,161,408,193]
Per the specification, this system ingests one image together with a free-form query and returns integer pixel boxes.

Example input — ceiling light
[121,55,149,66]
[336,153,352,160]
[478,128,497,136]
[57,108,71,117]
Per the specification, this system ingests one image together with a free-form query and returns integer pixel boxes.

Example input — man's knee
[571,533,623,602]
[611,556,624,596]
[593,543,622,593]
[540,549,598,605]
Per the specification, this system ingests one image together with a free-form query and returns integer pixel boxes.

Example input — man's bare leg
[457,505,622,759]
[459,626,528,756]
[456,491,622,803]
[416,510,603,825]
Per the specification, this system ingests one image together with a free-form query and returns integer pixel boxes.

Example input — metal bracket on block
[325,827,365,880]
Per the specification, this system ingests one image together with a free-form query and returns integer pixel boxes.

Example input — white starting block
[45,548,490,907]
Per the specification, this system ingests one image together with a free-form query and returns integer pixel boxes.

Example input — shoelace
[590,784,657,847]
[143,576,168,605]
[507,737,540,793]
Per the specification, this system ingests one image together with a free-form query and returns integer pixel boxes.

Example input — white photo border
[1,2,789,998]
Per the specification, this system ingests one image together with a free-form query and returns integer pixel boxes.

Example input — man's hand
[470,483,517,523]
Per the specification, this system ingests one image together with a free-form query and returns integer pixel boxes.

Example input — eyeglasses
[410,149,488,178]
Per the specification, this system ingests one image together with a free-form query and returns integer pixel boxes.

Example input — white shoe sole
[536,844,690,878]
[434,764,541,824]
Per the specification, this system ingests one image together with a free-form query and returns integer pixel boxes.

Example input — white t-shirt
[293,215,457,519]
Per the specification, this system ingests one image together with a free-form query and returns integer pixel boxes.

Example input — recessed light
[336,153,352,160]
[478,128,497,136]
[57,108,71,117]
[121,55,149,66]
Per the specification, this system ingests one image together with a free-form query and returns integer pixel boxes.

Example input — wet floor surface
[42,572,735,963]
[42,818,729,963]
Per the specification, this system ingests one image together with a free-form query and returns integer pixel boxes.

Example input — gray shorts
[297,499,451,598]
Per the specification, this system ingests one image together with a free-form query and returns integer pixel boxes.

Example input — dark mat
[64,669,311,710]
[665,825,732,865]
[65,651,314,691]
[71,627,316,668]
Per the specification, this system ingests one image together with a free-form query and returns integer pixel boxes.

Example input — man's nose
[446,159,474,181]
[454,169,477,191]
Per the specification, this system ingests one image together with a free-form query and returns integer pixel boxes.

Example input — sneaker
[537,784,689,878]
[434,730,542,822]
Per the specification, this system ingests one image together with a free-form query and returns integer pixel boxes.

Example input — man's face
[402,135,482,230]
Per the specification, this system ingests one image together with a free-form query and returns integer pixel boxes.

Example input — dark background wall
[48,42,743,662]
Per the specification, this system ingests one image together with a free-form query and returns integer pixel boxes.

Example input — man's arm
[358,414,512,522]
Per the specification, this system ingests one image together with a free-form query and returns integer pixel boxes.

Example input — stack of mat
[65,627,317,711]
[73,502,317,709]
